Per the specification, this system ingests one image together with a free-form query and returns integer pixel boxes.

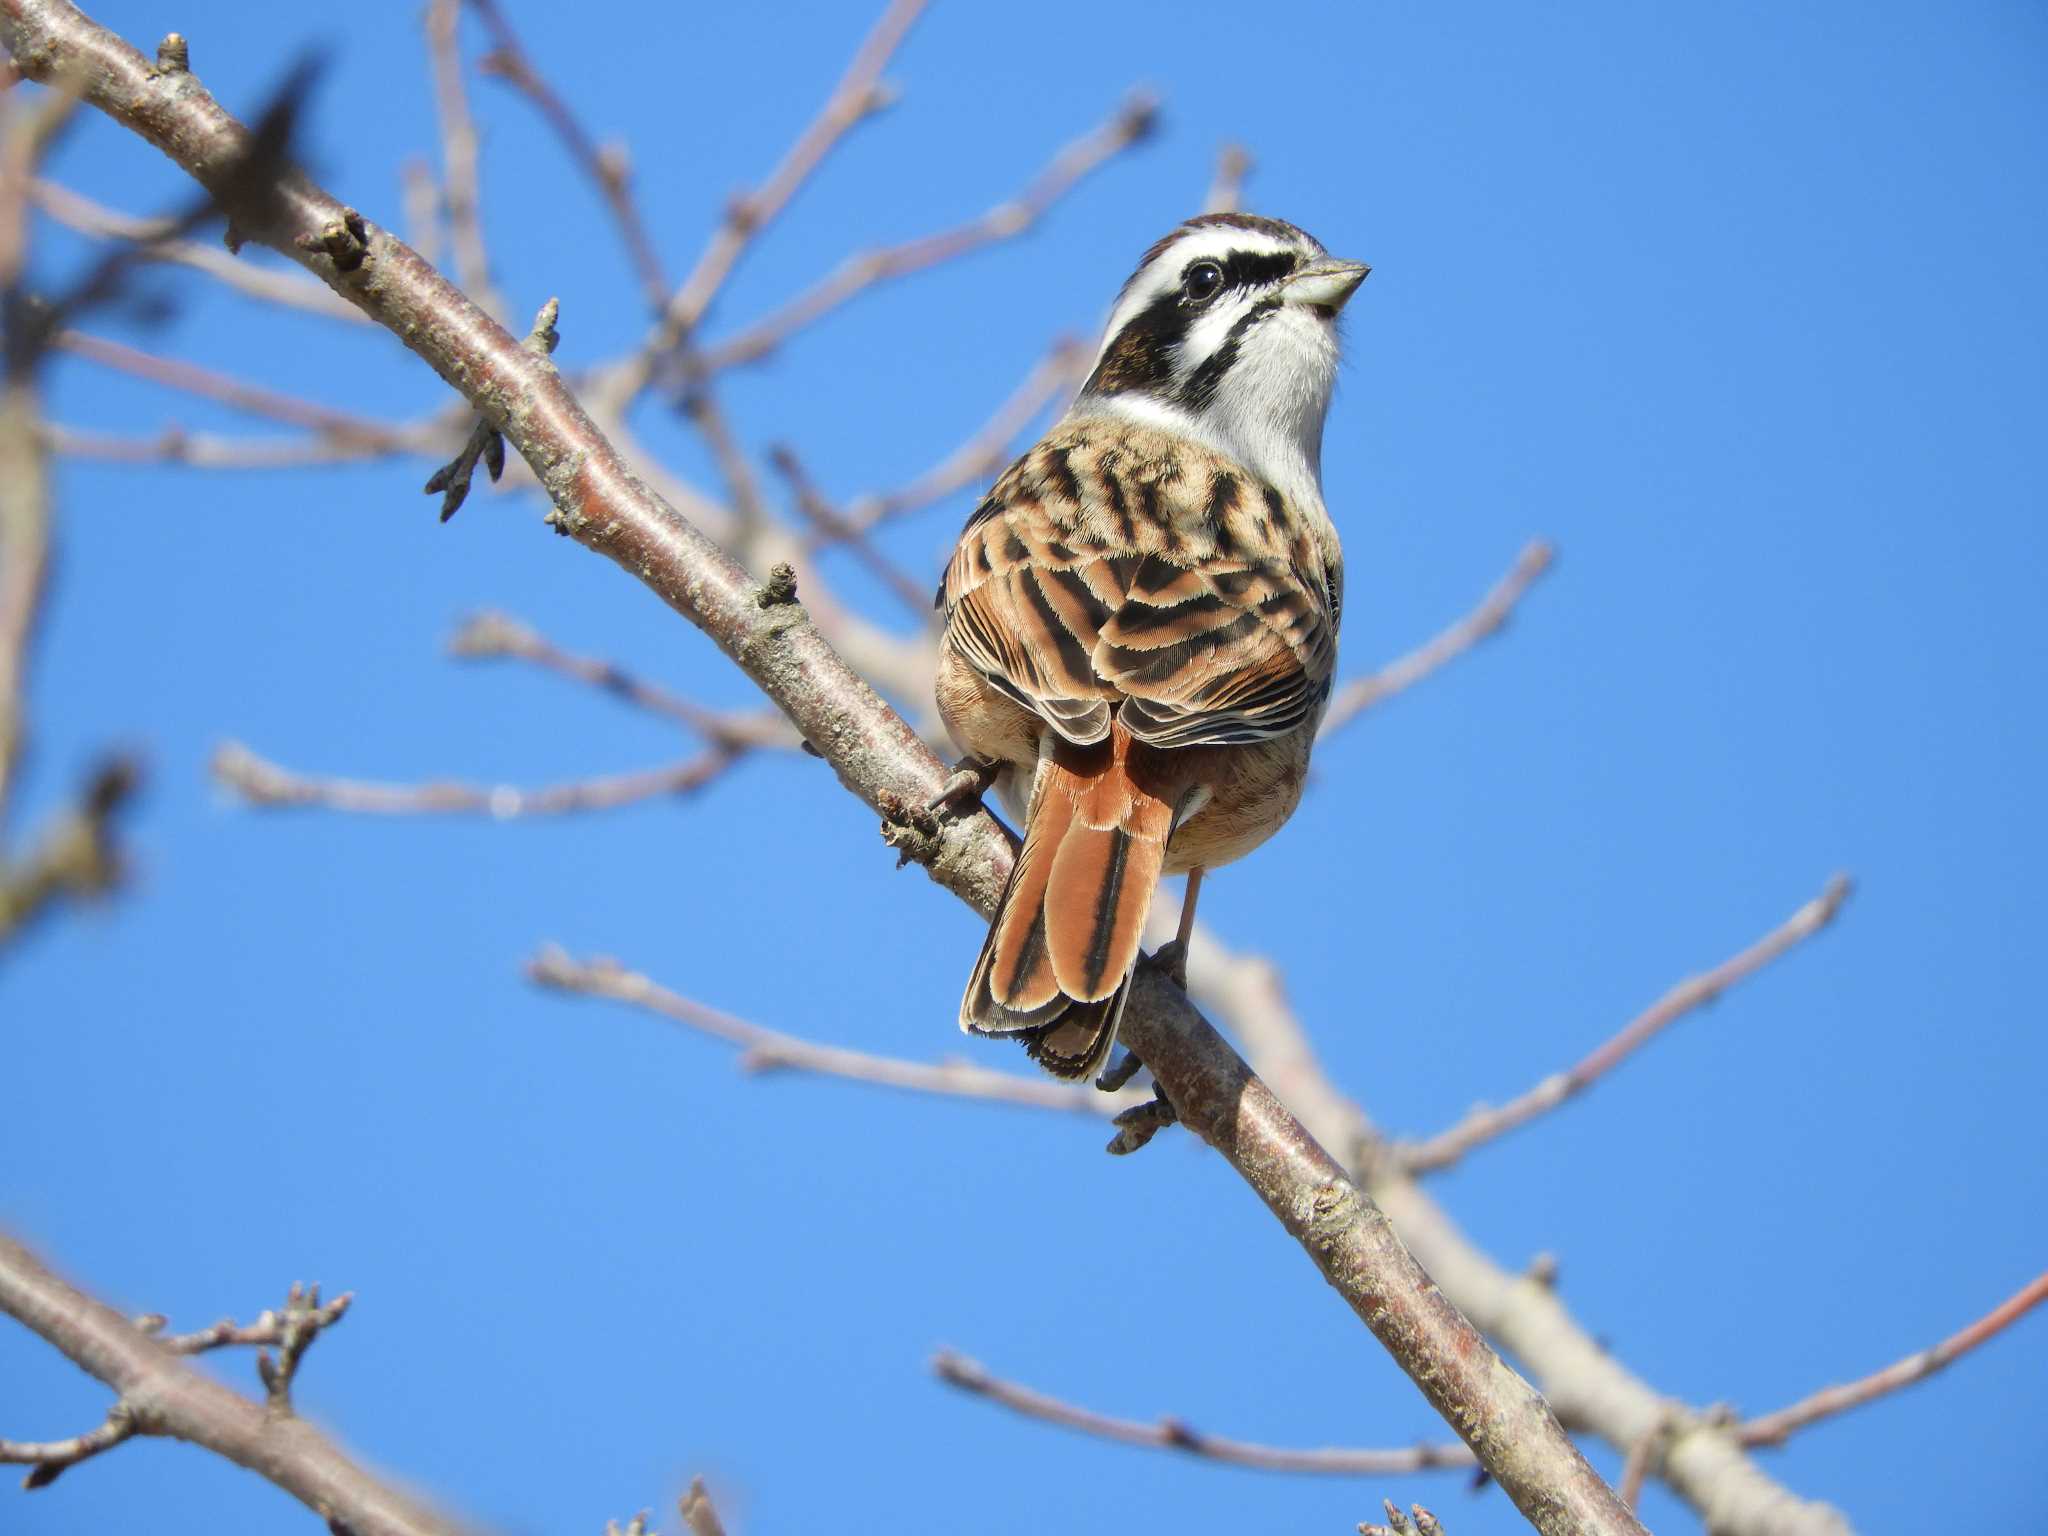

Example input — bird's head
[1075,213,1368,496]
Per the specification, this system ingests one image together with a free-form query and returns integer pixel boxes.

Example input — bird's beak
[1285,257,1370,314]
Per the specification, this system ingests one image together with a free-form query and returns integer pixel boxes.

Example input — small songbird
[935,213,1368,1080]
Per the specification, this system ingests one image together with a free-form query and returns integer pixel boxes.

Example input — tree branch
[1396,876,1853,1175]
[1739,1269,2048,1448]
[212,739,743,818]
[933,1349,1475,1475]
[0,6,1643,1527]
[698,91,1158,373]
[464,0,669,314]
[528,946,1148,1117]
[0,1234,456,1531]
[446,610,795,748]
[1319,540,1555,740]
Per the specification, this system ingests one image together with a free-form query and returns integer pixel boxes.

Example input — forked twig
[700,91,1158,373]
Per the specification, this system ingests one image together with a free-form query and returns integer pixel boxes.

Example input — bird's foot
[1146,938,1190,992]
[1106,1081,1179,1156]
[926,755,1002,817]
[1096,1048,1146,1094]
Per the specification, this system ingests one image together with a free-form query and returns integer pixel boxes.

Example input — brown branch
[0,753,138,946]
[0,370,49,842]
[1739,1269,2048,1448]
[0,1233,457,1530]
[50,328,410,443]
[43,420,429,468]
[622,0,925,392]
[528,947,1148,1117]
[826,334,1087,540]
[1361,1502,1446,1536]
[699,90,1158,373]
[933,1350,1475,1476]
[769,442,932,617]
[424,0,501,319]
[465,0,669,314]
[212,740,742,818]
[29,178,364,320]
[678,1477,728,1536]
[1201,142,1253,214]
[1397,876,1854,1175]
[1319,540,1556,739]
[0,9,1644,1527]
[446,610,795,749]
[1171,919,1854,1535]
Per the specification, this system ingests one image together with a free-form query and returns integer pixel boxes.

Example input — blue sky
[3,2,2044,1532]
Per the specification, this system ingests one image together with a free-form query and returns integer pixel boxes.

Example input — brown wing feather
[938,420,1337,752]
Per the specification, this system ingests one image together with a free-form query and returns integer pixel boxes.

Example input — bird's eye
[1183,261,1224,305]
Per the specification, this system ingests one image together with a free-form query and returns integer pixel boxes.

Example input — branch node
[294,208,370,274]
[755,561,799,607]
[152,33,188,74]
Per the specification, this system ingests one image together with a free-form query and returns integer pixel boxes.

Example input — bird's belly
[1163,731,1312,874]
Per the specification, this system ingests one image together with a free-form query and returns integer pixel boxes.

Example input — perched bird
[934,213,1368,1080]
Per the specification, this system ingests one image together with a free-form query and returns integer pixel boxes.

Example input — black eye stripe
[1182,249,1299,295]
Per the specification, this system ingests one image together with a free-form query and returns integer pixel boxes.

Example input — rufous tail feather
[959,725,1179,1080]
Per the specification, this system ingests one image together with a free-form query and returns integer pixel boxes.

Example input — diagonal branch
[699,91,1158,374]
[0,7,1643,1527]
[529,946,1147,1117]
[1319,540,1555,740]
[30,177,365,320]
[933,1350,1475,1476]
[1396,876,1853,1174]
[1739,1269,2048,1448]
[465,0,669,314]
[0,1234,453,1531]
[606,0,925,402]
[446,610,796,748]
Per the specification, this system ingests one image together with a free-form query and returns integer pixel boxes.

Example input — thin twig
[625,0,925,391]
[0,1233,454,1531]
[42,420,436,468]
[827,334,1087,539]
[934,1350,1475,1475]
[678,1476,728,1536]
[700,90,1158,373]
[423,0,501,318]
[1397,876,1853,1174]
[29,178,363,321]
[212,740,743,819]
[1201,142,1253,214]
[1739,1269,2048,1447]
[0,754,139,945]
[529,946,1148,1117]
[1319,540,1555,739]
[465,0,669,313]
[770,442,932,617]
[50,329,408,442]
[447,610,795,747]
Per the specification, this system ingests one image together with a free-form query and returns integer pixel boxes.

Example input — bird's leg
[926,754,1002,816]
[1095,1047,1147,1093]
[1147,867,1205,991]
[1106,1079,1180,1155]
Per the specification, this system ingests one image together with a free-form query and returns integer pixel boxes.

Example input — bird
[933,212,1368,1081]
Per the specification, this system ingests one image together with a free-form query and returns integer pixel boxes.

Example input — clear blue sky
[4,2,2044,1532]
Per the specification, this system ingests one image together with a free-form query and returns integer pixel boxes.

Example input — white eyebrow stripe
[1093,225,1319,371]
